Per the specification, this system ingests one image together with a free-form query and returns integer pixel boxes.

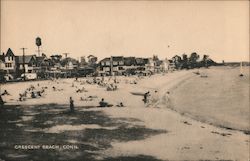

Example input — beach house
[0,54,5,70]
[1,48,17,80]
[99,56,157,76]
[16,55,40,74]
[172,55,182,69]
[99,56,125,76]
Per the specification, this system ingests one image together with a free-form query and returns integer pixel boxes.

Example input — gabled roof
[5,48,15,57]
[36,56,45,63]
[16,55,36,64]
[36,56,47,66]
[99,57,110,62]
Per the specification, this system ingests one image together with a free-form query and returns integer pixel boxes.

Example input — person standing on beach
[151,90,159,105]
[0,95,4,107]
[143,91,150,105]
[165,91,171,108]
[70,97,74,112]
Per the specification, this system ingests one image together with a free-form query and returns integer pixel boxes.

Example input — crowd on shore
[0,73,171,112]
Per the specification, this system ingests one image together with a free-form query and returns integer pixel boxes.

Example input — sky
[1,0,249,62]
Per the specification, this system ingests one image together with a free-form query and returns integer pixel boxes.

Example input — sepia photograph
[0,0,249,161]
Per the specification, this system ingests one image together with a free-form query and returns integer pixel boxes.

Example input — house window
[119,61,124,65]
[118,66,124,70]
[106,61,110,65]
[104,67,110,71]
[113,61,118,65]
[101,62,105,66]
[5,63,12,68]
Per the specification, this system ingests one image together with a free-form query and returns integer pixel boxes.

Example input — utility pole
[20,48,27,81]
[63,53,70,69]
[38,46,40,56]
[110,56,113,76]
[36,48,45,57]
[63,53,70,77]
[63,53,69,58]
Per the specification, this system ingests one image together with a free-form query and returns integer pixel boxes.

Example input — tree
[153,55,159,61]
[50,55,62,64]
[172,55,182,69]
[41,53,47,58]
[87,55,98,66]
[202,55,209,68]
[80,56,88,67]
[182,54,189,69]
[189,52,200,68]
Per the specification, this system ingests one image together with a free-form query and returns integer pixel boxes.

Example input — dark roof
[143,58,150,64]
[87,55,95,58]
[172,55,181,59]
[99,57,110,63]
[112,56,123,61]
[135,58,145,65]
[155,60,163,66]
[71,59,79,65]
[36,56,47,66]
[124,57,136,66]
[36,56,45,63]
[0,54,4,61]
[16,55,36,64]
[5,48,15,57]
[60,57,79,66]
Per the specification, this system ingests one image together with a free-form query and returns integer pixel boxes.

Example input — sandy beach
[0,66,249,161]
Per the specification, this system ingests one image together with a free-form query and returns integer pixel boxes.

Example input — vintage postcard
[0,0,249,161]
